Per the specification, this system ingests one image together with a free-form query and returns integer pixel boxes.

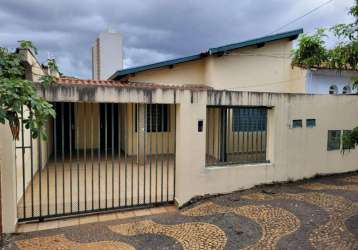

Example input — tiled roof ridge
[54,77,212,91]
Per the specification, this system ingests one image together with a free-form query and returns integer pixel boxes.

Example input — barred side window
[327,130,341,151]
[146,104,169,132]
[232,108,267,132]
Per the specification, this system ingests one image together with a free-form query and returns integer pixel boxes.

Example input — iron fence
[15,102,176,222]
[206,106,268,166]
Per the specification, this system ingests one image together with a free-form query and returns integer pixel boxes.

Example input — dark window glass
[306,119,316,128]
[136,104,169,132]
[232,107,267,132]
[327,130,341,151]
[292,119,302,128]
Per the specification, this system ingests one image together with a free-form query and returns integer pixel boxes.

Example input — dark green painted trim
[110,29,303,80]
[208,29,303,55]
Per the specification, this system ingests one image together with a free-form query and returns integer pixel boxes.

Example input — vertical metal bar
[46,115,50,215]
[166,105,170,201]
[237,108,240,162]
[254,108,261,162]
[228,108,231,162]
[149,103,152,204]
[261,109,267,160]
[38,130,42,218]
[245,108,249,162]
[54,104,58,214]
[69,103,73,213]
[76,103,80,212]
[143,104,146,204]
[136,104,140,205]
[173,103,176,200]
[161,104,164,202]
[111,103,115,208]
[18,109,26,218]
[84,104,87,211]
[250,108,254,162]
[124,105,128,207]
[212,108,215,163]
[155,104,158,203]
[29,110,34,218]
[118,104,121,207]
[217,108,220,162]
[91,103,94,210]
[131,104,134,206]
[61,103,65,214]
[105,103,108,209]
[98,104,101,209]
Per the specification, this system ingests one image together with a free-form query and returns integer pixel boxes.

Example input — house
[306,68,357,94]
[110,29,307,93]
[0,29,357,233]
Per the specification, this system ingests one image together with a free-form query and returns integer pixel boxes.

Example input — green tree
[292,0,358,149]
[0,41,55,140]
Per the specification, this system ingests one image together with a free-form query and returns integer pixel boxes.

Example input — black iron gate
[15,102,176,222]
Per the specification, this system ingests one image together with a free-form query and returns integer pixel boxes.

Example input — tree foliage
[292,1,358,88]
[0,41,56,140]
[292,1,358,150]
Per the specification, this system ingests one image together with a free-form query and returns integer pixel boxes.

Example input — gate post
[0,124,18,233]
[175,90,207,206]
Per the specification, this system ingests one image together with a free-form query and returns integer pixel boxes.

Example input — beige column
[0,124,18,233]
[175,91,207,206]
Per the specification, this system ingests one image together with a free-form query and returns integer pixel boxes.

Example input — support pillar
[0,124,18,233]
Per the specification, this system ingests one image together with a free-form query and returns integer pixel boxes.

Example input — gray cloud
[0,0,354,78]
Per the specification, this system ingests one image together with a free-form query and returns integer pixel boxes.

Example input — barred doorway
[15,102,176,222]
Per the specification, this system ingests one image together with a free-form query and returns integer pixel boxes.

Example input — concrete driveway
[4,172,358,249]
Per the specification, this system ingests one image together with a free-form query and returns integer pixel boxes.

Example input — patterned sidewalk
[3,172,358,249]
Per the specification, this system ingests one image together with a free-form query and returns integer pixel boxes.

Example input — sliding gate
[15,102,176,222]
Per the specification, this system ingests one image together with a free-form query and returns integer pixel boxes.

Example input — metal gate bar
[16,102,176,222]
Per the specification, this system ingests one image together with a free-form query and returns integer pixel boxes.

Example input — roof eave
[208,29,303,55]
[110,28,303,80]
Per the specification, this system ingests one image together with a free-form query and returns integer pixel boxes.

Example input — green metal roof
[110,29,303,80]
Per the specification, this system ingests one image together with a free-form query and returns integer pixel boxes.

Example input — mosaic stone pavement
[4,171,358,250]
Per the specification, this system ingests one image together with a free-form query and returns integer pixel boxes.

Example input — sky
[0,0,355,78]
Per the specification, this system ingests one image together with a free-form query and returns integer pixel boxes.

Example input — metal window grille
[306,119,316,128]
[206,106,268,166]
[327,130,341,151]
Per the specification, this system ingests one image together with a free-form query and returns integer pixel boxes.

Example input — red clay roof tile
[54,77,211,91]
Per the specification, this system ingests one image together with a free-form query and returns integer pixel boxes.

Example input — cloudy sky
[0,0,355,78]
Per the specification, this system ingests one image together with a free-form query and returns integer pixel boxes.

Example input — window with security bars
[135,104,169,132]
[147,104,169,132]
[232,108,267,132]
[327,130,341,151]
[206,106,268,166]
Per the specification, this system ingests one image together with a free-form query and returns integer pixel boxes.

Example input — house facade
[306,68,357,94]
[0,30,358,233]
[110,29,307,93]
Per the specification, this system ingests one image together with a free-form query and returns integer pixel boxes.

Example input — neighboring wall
[175,91,358,205]
[306,69,357,94]
[127,40,307,93]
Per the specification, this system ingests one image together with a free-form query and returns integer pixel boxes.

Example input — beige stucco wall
[6,85,357,220]
[175,91,358,205]
[128,59,206,86]
[127,40,307,93]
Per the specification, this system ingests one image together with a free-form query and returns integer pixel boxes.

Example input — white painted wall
[92,32,123,80]
[306,69,357,94]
